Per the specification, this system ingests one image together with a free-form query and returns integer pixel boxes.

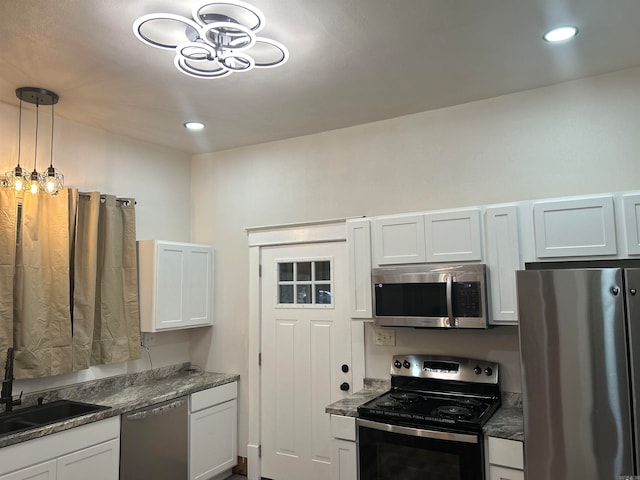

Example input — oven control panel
[390,354,499,384]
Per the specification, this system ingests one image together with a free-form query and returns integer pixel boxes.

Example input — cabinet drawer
[330,415,356,442]
[489,465,524,480]
[488,437,523,469]
[191,382,237,413]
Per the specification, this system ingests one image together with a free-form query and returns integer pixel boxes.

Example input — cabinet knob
[340,382,350,392]
[341,364,349,373]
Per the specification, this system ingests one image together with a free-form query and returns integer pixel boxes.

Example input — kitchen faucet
[1,347,22,413]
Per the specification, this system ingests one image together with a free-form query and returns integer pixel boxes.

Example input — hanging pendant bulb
[27,101,42,195]
[4,96,30,192]
[39,95,63,196]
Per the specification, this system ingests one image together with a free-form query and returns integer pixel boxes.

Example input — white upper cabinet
[138,240,214,332]
[372,214,426,266]
[346,219,373,318]
[623,193,640,256]
[532,195,617,258]
[484,205,522,325]
[424,208,482,262]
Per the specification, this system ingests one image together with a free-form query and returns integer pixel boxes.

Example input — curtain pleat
[91,195,141,365]
[13,189,72,378]
[0,189,16,356]
[71,191,100,370]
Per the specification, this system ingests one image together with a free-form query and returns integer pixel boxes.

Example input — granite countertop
[483,406,524,442]
[325,379,524,442]
[0,364,239,449]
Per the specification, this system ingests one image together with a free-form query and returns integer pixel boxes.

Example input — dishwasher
[120,396,188,480]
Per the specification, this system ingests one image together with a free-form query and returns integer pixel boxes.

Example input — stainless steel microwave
[372,263,488,329]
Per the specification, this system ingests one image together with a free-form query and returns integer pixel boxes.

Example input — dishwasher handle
[125,399,186,421]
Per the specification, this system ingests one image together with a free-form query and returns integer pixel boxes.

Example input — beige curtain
[13,189,73,378]
[0,188,17,357]
[0,187,141,378]
[81,193,141,366]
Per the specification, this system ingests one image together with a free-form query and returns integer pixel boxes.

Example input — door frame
[246,219,365,480]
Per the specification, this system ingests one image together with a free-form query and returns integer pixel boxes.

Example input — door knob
[340,382,350,391]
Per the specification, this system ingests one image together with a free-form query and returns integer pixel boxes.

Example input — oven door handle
[357,418,479,444]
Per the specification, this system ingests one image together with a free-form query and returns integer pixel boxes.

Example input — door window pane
[297,285,311,304]
[297,262,312,281]
[315,261,330,281]
[279,285,294,304]
[279,263,293,281]
[315,284,331,304]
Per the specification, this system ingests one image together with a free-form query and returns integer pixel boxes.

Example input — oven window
[374,283,447,317]
[358,424,483,480]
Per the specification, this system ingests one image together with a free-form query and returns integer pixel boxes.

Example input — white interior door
[261,242,351,480]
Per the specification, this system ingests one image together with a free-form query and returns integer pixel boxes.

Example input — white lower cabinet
[486,437,524,480]
[330,415,357,480]
[0,418,120,480]
[0,461,56,480]
[56,439,119,480]
[189,382,238,480]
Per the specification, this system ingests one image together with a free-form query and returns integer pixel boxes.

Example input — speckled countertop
[325,379,524,442]
[0,364,239,449]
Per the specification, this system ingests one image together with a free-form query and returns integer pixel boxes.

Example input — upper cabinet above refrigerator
[532,195,617,258]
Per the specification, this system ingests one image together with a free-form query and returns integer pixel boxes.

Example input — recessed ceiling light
[184,121,205,130]
[543,26,579,43]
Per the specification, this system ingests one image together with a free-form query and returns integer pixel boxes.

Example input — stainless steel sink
[0,400,110,436]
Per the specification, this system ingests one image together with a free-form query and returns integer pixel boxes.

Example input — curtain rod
[78,193,137,206]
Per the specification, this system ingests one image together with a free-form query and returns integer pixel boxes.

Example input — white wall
[0,101,193,394]
[190,67,640,457]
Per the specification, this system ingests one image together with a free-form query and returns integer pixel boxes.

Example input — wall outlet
[142,332,156,347]
[374,328,396,346]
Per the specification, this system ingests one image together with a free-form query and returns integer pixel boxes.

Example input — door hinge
[258,353,262,366]
[259,264,262,277]
[258,445,262,458]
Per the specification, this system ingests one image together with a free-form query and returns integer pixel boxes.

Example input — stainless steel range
[357,355,500,480]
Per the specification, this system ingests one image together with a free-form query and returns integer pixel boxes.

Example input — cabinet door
[331,439,357,480]
[156,242,187,330]
[57,439,119,480]
[139,241,214,331]
[373,215,426,266]
[489,465,524,480]
[424,209,482,262]
[185,245,213,326]
[623,193,640,255]
[532,196,617,258]
[485,206,521,325]
[487,437,524,470]
[190,400,237,480]
[346,219,372,318]
[0,461,56,480]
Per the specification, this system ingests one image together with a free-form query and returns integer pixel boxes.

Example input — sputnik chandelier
[133,0,289,79]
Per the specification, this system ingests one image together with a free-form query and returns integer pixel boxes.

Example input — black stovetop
[358,355,502,433]
[357,388,500,433]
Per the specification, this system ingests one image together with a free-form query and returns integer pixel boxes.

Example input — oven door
[357,418,484,480]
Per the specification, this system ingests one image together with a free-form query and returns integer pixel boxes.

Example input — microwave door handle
[446,275,455,327]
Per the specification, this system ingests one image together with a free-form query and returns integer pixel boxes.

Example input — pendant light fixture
[3,87,63,196]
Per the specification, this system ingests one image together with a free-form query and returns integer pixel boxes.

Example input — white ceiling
[1,0,639,154]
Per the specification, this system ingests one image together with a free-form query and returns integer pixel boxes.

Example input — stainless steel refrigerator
[517,266,640,480]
